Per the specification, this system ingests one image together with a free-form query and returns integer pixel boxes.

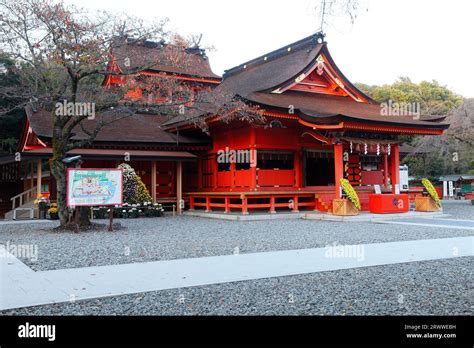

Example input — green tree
[356,77,462,115]
[356,78,470,178]
[0,53,24,154]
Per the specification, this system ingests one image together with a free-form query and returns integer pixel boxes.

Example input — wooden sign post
[108,209,114,232]
[74,207,80,233]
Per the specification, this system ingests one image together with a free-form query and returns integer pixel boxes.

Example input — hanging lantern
[364,143,368,155]
[377,144,380,156]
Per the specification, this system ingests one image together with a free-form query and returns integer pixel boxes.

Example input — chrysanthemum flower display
[340,178,361,210]
[421,178,442,208]
[118,163,152,204]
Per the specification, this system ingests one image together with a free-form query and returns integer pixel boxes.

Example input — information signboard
[67,168,123,207]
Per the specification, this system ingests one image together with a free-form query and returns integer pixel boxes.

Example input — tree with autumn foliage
[0,0,263,229]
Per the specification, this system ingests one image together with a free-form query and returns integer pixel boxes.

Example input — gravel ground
[2,257,472,316]
[440,200,474,219]
[0,201,472,271]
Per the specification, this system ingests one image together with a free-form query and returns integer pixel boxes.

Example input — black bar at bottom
[0,316,471,346]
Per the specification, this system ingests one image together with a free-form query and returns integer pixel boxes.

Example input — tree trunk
[51,154,92,229]
[79,207,91,227]
[51,156,68,227]
[50,101,94,230]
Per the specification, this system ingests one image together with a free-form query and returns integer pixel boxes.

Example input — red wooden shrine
[18,34,449,214]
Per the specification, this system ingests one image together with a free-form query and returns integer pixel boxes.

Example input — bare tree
[314,0,365,32]
[0,0,263,228]
[447,99,474,146]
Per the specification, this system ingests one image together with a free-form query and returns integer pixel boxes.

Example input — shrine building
[7,33,449,217]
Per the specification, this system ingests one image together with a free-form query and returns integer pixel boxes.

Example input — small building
[439,174,474,199]
[4,33,449,218]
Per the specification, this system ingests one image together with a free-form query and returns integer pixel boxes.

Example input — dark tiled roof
[112,40,220,79]
[246,92,450,129]
[439,174,474,181]
[223,33,325,78]
[220,36,325,98]
[164,34,449,130]
[25,107,209,145]
[163,35,325,128]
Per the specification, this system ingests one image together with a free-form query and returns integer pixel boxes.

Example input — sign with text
[67,168,123,207]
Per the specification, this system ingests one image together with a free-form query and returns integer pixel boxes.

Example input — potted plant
[47,206,59,220]
[415,178,441,212]
[34,195,50,219]
[333,179,361,216]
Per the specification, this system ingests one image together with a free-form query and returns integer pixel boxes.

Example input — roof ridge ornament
[313,32,326,44]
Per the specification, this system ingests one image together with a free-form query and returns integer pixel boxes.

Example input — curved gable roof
[162,33,449,132]
[220,34,325,97]
[112,40,220,80]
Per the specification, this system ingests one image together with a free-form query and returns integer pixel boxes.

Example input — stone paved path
[376,218,474,230]
[1,236,472,310]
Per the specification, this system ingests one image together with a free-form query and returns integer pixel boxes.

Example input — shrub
[340,178,361,210]
[118,163,152,204]
[92,203,164,219]
[421,178,442,208]
[134,175,152,204]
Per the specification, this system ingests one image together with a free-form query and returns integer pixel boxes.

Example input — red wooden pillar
[334,143,344,198]
[250,128,257,190]
[176,161,183,215]
[391,144,400,194]
[241,195,248,215]
[212,155,218,191]
[48,159,57,200]
[189,196,195,211]
[313,194,319,211]
[205,196,212,212]
[151,161,157,203]
[292,196,299,213]
[230,162,236,189]
[197,158,203,190]
[294,149,302,188]
[224,197,230,213]
[36,159,42,198]
[269,196,276,214]
[382,153,389,187]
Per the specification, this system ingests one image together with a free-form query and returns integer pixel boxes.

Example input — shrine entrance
[303,150,335,187]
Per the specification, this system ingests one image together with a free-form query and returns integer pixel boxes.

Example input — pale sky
[66,0,474,97]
